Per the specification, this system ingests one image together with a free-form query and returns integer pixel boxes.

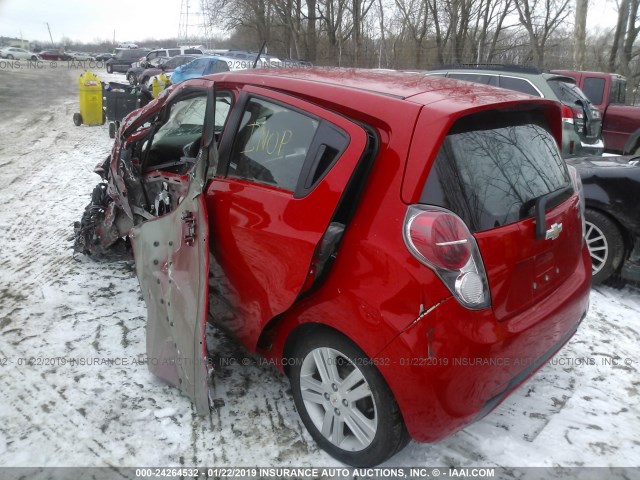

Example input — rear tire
[73,113,82,126]
[127,72,137,85]
[109,122,116,139]
[6,54,13,60]
[585,209,625,285]
[106,64,113,73]
[288,329,409,466]
[31,55,37,61]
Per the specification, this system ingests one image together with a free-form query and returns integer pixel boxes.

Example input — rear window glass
[547,78,590,105]
[421,111,570,232]
[582,77,605,105]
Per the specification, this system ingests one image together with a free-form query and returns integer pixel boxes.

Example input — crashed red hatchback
[75,69,591,466]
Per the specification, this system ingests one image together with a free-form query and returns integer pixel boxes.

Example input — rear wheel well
[282,323,347,376]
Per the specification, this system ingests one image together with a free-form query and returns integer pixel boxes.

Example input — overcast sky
[0,0,623,45]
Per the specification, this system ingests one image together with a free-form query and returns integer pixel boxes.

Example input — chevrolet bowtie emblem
[545,223,563,240]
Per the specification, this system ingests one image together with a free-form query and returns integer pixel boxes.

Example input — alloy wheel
[586,220,608,276]
[299,347,377,452]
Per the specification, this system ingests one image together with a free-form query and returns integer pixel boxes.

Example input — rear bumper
[580,138,605,154]
[374,245,591,442]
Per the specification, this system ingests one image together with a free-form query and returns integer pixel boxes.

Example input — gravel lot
[0,64,638,478]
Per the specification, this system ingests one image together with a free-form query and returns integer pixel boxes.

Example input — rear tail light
[568,165,586,244]
[561,104,585,129]
[561,104,574,124]
[403,205,491,309]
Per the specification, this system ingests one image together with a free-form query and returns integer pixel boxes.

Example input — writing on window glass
[241,122,294,156]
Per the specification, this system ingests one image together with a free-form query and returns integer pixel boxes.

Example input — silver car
[427,66,604,157]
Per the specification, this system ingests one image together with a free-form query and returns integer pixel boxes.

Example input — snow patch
[154,408,177,419]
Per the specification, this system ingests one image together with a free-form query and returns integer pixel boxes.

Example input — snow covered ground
[0,66,639,475]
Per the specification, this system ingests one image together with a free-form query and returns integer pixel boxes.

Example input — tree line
[202,0,640,99]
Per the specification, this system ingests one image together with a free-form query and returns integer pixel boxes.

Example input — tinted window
[448,73,498,86]
[547,78,590,105]
[582,77,605,105]
[421,112,569,232]
[165,56,186,68]
[498,77,541,97]
[205,60,229,74]
[610,78,627,104]
[228,97,319,192]
[184,58,206,71]
[168,49,180,56]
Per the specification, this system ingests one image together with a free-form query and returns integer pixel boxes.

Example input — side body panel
[602,104,640,152]
[205,85,371,349]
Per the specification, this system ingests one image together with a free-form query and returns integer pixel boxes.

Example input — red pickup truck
[552,70,640,154]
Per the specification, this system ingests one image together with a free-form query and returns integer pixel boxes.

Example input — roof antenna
[252,41,267,69]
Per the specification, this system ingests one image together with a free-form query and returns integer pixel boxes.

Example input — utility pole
[46,22,54,46]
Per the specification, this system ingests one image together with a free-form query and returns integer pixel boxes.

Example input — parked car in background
[427,65,604,157]
[68,52,95,61]
[37,49,69,61]
[95,53,115,61]
[168,56,229,84]
[105,48,150,73]
[0,47,39,60]
[125,47,205,84]
[565,155,640,284]
[551,70,640,154]
[74,69,590,466]
[137,54,201,85]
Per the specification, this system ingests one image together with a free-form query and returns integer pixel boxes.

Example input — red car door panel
[206,85,368,347]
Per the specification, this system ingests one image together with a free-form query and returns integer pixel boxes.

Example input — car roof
[210,67,549,104]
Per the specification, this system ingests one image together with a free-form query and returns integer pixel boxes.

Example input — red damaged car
[74,69,591,466]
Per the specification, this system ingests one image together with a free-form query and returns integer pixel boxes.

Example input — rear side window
[582,77,605,105]
[448,73,498,86]
[184,58,206,71]
[498,77,541,97]
[421,111,570,232]
[168,49,181,56]
[547,79,590,105]
[206,60,229,74]
[610,78,627,104]
[228,97,319,192]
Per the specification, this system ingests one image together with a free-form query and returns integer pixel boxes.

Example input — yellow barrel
[77,70,103,126]
[159,73,171,87]
[151,77,163,99]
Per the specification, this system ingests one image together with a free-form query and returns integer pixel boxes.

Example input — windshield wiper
[533,185,573,239]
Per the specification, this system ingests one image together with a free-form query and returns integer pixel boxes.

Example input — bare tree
[574,0,588,68]
[515,0,572,68]
[394,0,430,67]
